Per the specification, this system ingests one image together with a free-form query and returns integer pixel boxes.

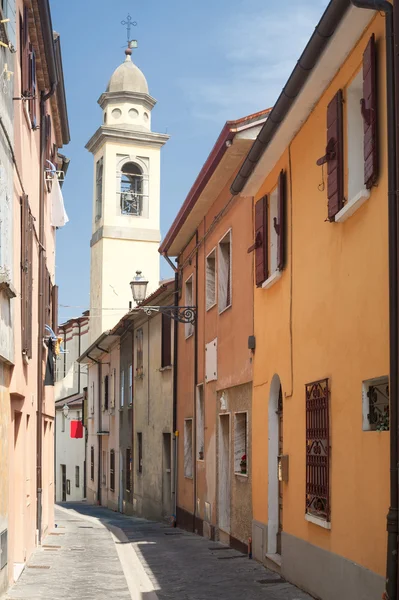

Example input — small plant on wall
[240,454,247,474]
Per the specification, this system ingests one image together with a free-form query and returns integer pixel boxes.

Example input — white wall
[55,406,85,502]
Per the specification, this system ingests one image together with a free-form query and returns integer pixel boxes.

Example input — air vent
[0,529,7,570]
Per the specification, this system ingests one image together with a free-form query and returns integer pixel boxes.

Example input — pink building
[0,0,69,592]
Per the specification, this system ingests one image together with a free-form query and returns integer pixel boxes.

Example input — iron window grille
[90,446,94,481]
[366,377,389,431]
[305,378,330,521]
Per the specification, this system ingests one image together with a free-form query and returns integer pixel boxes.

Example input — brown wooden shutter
[326,90,344,221]
[362,34,378,189]
[253,196,268,287]
[161,313,172,368]
[27,207,33,358]
[277,170,286,271]
[52,285,58,335]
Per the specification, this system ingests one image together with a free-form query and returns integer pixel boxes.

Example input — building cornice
[90,225,161,247]
[98,91,157,111]
[86,125,170,154]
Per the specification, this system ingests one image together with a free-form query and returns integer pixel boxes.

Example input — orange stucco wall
[177,174,254,541]
[252,13,388,576]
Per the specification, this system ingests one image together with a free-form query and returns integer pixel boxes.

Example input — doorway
[268,375,283,556]
[61,465,66,502]
[218,414,231,533]
[162,433,172,516]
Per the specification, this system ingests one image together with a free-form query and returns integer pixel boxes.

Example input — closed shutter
[21,195,33,358]
[28,44,36,128]
[27,210,33,358]
[20,5,29,95]
[161,313,172,367]
[362,34,378,189]
[52,285,58,335]
[277,170,286,271]
[253,196,268,286]
[317,91,344,221]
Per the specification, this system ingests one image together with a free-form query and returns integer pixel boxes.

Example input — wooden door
[277,386,283,555]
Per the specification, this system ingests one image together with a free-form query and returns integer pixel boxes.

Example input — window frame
[136,328,144,377]
[233,411,248,476]
[184,275,194,339]
[95,157,103,221]
[137,432,143,474]
[205,247,217,311]
[110,449,115,492]
[184,418,193,479]
[161,312,172,368]
[75,465,80,488]
[218,229,232,315]
[90,446,94,481]
[126,447,132,492]
[120,369,125,408]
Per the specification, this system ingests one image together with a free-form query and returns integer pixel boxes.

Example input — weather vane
[121,14,137,45]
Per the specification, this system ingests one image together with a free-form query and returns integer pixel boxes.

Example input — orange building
[160,110,270,550]
[229,3,392,599]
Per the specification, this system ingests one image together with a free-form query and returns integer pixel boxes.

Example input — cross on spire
[121,14,137,45]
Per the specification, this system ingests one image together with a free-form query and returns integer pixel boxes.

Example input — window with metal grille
[126,448,132,491]
[75,466,79,488]
[306,378,330,521]
[90,446,94,481]
[110,450,115,491]
[137,433,143,473]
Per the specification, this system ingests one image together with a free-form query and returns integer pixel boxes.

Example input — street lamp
[130,271,196,324]
[130,271,148,304]
[63,404,69,418]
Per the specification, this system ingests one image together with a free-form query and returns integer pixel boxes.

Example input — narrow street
[5,503,312,600]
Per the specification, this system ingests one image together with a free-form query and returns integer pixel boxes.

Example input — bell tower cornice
[86,126,170,155]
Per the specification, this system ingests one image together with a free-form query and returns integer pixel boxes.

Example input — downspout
[37,81,57,545]
[172,267,179,524]
[349,3,397,599]
[193,231,199,532]
[78,320,81,393]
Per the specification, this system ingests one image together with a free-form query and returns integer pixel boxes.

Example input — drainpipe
[193,231,199,532]
[37,82,57,545]
[172,268,179,524]
[350,3,397,599]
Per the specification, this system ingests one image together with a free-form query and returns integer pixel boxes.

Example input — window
[137,433,143,474]
[185,277,194,338]
[269,187,278,276]
[104,375,109,411]
[234,413,247,474]
[95,157,103,220]
[136,329,143,377]
[21,194,33,358]
[129,365,133,405]
[362,376,389,431]
[28,44,37,128]
[110,368,116,408]
[120,163,143,216]
[161,313,172,367]
[110,450,115,491]
[218,231,231,313]
[102,450,106,487]
[90,381,95,414]
[61,412,66,433]
[305,379,330,522]
[75,466,80,488]
[90,446,94,481]
[184,419,193,478]
[206,249,216,310]
[196,385,204,460]
[120,370,124,408]
[126,448,132,491]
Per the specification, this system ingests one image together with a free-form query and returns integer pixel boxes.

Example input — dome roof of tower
[106,54,149,95]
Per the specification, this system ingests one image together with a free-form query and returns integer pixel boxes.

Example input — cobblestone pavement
[5,503,313,600]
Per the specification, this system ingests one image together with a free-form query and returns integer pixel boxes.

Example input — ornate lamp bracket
[141,306,196,324]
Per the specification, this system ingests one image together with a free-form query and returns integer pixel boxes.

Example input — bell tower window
[120,162,144,216]
[95,157,103,221]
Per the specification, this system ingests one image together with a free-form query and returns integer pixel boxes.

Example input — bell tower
[86,43,169,342]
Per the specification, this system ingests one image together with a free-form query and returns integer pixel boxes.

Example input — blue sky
[52,0,329,323]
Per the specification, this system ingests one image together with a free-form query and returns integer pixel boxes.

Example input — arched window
[120,162,143,216]
[95,157,103,220]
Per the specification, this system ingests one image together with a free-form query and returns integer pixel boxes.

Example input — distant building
[55,314,89,503]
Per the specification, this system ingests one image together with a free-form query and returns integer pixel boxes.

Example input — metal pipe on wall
[172,269,179,524]
[193,231,199,532]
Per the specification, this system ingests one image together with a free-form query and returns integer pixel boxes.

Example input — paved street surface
[5,503,313,600]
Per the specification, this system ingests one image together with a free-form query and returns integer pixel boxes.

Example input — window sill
[305,513,331,530]
[159,365,172,372]
[206,302,217,312]
[185,332,194,340]
[184,475,193,480]
[234,472,248,479]
[262,270,282,290]
[218,303,232,316]
[335,189,370,223]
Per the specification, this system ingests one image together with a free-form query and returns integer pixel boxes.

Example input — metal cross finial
[121,14,137,45]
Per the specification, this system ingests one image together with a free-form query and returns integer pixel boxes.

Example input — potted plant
[240,454,247,474]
